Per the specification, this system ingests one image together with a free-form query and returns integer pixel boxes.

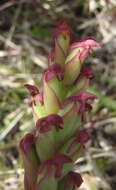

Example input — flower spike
[21,21,100,190]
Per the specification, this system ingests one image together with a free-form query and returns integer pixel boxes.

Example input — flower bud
[53,20,72,65]
[43,64,64,114]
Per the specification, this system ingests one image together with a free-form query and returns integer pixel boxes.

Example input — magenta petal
[36,114,63,133]
[24,84,39,96]
[84,103,92,111]
[47,114,63,128]
[62,92,97,108]
[34,93,44,105]
[74,66,93,84]
[48,64,63,74]
[82,66,93,78]
[70,38,101,50]
[48,64,64,80]
[53,154,72,165]
[77,130,91,143]
[37,154,72,182]
[77,92,97,101]
[67,130,90,153]
[53,154,72,180]
[44,70,56,82]
[61,96,79,108]
[36,117,51,133]
[45,64,64,81]
[20,133,35,154]
[65,171,83,188]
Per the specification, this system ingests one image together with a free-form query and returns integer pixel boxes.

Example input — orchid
[20,20,100,190]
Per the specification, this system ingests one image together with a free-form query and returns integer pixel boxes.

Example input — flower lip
[69,37,101,51]
[20,133,35,154]
[74,66,93,85]
[36,114,63,133]
[53,154,72,179]
[77,92,97,101]
[67,130,90,153]
[36,117,52,133]
[53,20,72,37]
[34,93,44,105]
[61,92,97,108]
[44,70,55,82]
[77,130,91,143]
[82,66,93,78]
[24,84,39,96]
[47,114,63,127]
[65,171,83,188]
[38,154,72,181]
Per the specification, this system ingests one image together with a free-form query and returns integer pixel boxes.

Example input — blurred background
[0,0,116,189]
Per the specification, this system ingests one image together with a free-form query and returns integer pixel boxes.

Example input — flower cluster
[20,20,100,190]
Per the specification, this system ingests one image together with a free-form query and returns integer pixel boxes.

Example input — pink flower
[34,93,44,104]
[75,66,93,83]
[38,154,72,182]
[70,37,101,50]
[69,38,101,60]
[28,93,44,107]
[67,130,90,153]
[25,84,44,107]
[61,92,97,108]
[77,130,91,143]
[36,114,63,133]
[52,154,72,179]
